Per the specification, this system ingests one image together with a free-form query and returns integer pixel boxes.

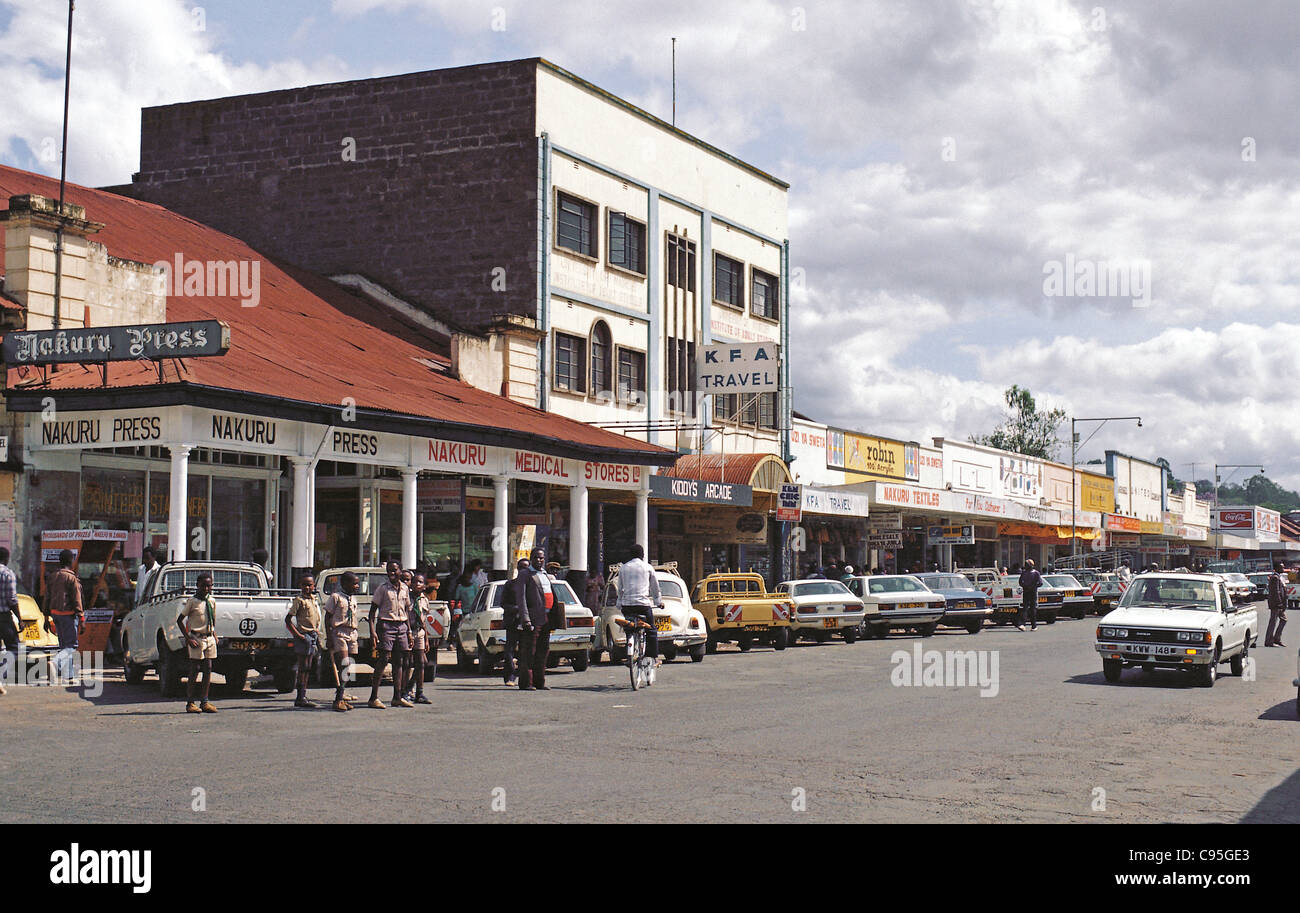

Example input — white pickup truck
[120,561,300,697]
[1094,572,1256,687]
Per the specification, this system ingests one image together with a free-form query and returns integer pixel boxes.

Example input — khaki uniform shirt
[325,591,358,649]
[372,580,411,624]
[286,595,322,635]
[180,595,215,637]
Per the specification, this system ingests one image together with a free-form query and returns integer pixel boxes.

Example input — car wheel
[737,633,753,652]
[477,639,496,675]
[842,627,859,644]
[705,634,718,654]
[545,653,560,670]
[1230,636,1249,677]
[571,650,589,672]
[1197,648,1219,688]
[122,636,146,685]
[661,644,678,662]
[918,623,937,638]
[223,665,249,695]
[771,627,788,651]
[965,620,982,635]
[455,638,474,671]
[1043,613,1057,625]
[689,643,706,662]
[272,667,296,693]
[1102,659,1122,683]
[157,636,185,698]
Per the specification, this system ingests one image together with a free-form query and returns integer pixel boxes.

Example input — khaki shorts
[187,634,217,661]
[331,634,358,658]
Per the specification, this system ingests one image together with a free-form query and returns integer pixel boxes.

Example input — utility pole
[52,0,75,330]
[671,37,677,126]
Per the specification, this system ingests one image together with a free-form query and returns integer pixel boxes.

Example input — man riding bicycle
[618,544,662,663]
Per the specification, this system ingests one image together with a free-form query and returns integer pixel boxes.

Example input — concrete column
[290,457,312,572]
[401,469,418,569]
[569,477,589,573]
[167,445,192,562]
[493,475,510,576]
[635,480,650,556]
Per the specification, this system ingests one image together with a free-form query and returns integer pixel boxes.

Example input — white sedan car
[592,565,708,663]
[774,579,867,645]
[456,576,595,674]
[846,574,946,638]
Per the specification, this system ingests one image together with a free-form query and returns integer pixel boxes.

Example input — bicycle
[615,615,657,690]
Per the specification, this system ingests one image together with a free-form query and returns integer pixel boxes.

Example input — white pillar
[290,457,312,571]
[493,475,510,574]
[635,480,649,556]
[167,445,191,562]
[569,477,589,572]
[401,469,418,569]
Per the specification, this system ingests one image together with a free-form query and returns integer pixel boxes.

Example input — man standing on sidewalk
[177,573,218,714]
[0,547,20,695]
[1017,559,1044,632]
[367,560,413,709]
[1265,563,1288,647]
[44,549,84,657]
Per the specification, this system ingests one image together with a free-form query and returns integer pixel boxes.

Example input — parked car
[977,573,1065,625]
[456,575,594,674]
[1095,572,1256,686]
[1218,573,1255,605]
[774,579,866,645]
[15,582,58,650]
[1042,574,1093,620]
[846,574,944,638]
[1244,573,1272,602]
[120,561,299,696]
[690,573,793,652]
[591,563,707,663]
[1091,573,1124,615]
[911,572,992,634]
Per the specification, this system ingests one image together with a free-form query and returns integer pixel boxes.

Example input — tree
[971,385,1067,460]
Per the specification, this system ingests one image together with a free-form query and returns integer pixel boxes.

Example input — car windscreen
[489,578,580,608]
[1045,576,1081,588]
[923,575,970,590]
[868,576,927,594]
[792,581,851,597]
[1118,577,1217,610]
[657,578,685,599]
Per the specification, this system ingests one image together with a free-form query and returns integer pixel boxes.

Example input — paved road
[3,606,1296,823]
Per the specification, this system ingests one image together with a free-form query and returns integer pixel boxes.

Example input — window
[608,212,646,274]
[713,393,736,423]
[714,253,744,308]
[617,347,646,406]
[751,268,780,320]
[666,337,696,416]
[667,234,696,292]
[554,331,587,392]
[758,391,777,430]
[590,321,612,398]
[742,392,759,426]
[556,192,596,257]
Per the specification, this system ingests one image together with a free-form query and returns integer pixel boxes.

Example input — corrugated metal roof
[666,452,790,490]
[0,164,672,465]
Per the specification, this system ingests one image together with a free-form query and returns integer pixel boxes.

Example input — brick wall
[124,59,540,332]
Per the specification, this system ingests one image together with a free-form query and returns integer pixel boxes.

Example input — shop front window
[148,471,169,559]
[211,477,266,562]
[187,474,210,558]
[378,488,403,566]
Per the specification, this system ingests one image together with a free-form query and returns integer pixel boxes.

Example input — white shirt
[618,558,661,608]
[135,562,158,605]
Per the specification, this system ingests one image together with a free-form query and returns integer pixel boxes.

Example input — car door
[1217,582,1244,652]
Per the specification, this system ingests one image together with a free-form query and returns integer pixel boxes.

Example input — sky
[1,0,1296,490]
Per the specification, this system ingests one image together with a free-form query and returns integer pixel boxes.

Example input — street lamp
[1071,415,1142,559]
[1212,463,1265,563]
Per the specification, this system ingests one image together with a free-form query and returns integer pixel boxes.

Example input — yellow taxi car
[16,582,58,649]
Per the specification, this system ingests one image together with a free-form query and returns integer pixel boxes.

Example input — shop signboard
[648,474,753,507]
[695,341,780,394]
[868,513,903,530]
[1108,452,1165,520]
[29,407,178,451]
[828,430,915,481]
[1111,533,1141,547]
[790,419,843,486]
[192,409,298,455]
[39,529,129,655]
[998,455,1043,501]
[801,486,869,518]
[927,524,974,546]
[2,319,231,366]
[581,461,645,491]
[1079,471,1116,514]
[417,479,464,513]
[1105,514,1142,533]
[868,531,903,548]
[691,510,768,545]
[1214,506,1281,539]
[917,446,943,489]
[776,483,803,522]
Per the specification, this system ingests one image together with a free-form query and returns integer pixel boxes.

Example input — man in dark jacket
[1017,559,1044,632]
[1265,563,1288,647]
[506,551,550,691]
[500,558,530,686]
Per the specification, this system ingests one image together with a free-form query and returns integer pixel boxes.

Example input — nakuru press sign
[2,320,230,365]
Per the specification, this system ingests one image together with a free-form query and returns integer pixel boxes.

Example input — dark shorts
[376,620,410,653]
[53,614,79,650]
[0,614,19,652]
[293,632,320,658]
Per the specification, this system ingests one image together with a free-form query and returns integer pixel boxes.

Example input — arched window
[590,321,612,398]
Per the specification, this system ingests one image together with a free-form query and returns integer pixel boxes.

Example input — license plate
[655,620,672,632]
[822,619,838,629]
[743,624,768,632]
[228,639,270,652]
[20,622,41,641]
[956,601,976,608]
[1100,598,1113,606]
[901,602,923,609]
